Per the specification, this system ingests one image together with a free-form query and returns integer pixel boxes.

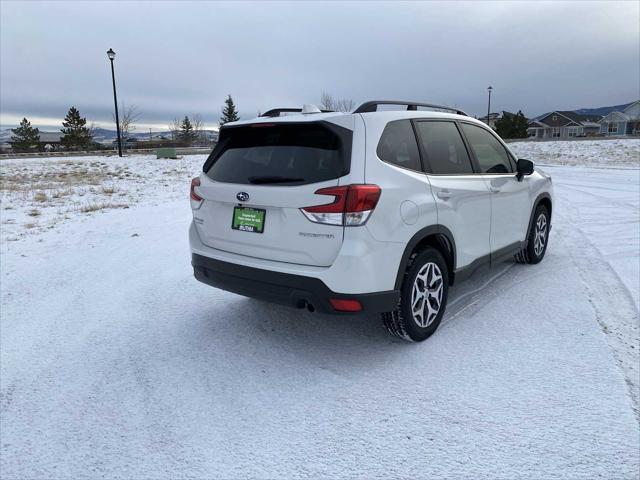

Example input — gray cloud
[1,0,638,129]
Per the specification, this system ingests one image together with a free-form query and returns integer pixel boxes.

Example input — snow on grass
[0,154,206,244]
[509,137,640,167]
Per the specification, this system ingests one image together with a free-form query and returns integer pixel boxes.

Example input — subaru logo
[236,192,250,202]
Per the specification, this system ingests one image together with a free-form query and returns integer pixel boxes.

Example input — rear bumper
[192,253,399,315]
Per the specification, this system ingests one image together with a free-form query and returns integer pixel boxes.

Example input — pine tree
[513,110,529,138]
[178,116,196,145]
[495,114,513,139]
[60,106,92,150]
[220,95,239,125]
[10,118,40,152]
[496,110,529,139]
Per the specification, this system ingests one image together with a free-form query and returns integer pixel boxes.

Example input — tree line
[9,94,242,153]
[9,93,530,153]
[10,106,94,152]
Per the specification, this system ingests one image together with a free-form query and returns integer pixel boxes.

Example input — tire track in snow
[558,182,639,210]
[442,263,514,328]
[556,196,640,420]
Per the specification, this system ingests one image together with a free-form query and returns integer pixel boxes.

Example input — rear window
[204,122,351,185]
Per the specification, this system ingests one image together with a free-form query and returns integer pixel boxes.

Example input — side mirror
[516,158,534,180]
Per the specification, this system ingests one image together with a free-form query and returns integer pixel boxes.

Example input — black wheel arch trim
[394,225,457,290]
[525,192,552,240]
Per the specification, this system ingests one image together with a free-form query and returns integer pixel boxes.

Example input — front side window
[414,121,473,174]
[461,123,513,174]
[376,120,422,171]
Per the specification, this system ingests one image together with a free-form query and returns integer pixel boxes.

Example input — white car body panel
[482,173,532,250]
[190,221,404,293]
[190,106,553,309]
[192,115,359,267]
[426,174,492,268]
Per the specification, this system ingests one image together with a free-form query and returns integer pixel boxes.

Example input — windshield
[204,122,351,185]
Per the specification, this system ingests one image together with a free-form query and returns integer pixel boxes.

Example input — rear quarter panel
[360,114,438,244]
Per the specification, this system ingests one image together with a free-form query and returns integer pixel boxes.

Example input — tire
[516,204,550,265]
[382,247,449,342]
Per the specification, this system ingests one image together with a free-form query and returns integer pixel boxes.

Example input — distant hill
[0,127,218,144]
[533,101,635,121]
[573,102,634,117]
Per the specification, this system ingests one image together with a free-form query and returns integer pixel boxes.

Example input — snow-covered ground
[0,154,202,244]
[1,139,639,479]
[509,137,639,168]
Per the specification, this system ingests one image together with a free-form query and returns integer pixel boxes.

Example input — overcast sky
[1,0,638,130]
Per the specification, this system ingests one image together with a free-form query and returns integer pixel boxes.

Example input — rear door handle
[437,190,452,200]
[489,186,500,193]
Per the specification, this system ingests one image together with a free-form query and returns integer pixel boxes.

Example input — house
[478,111,516,130]
[527,111,602,140]
[598,100,640,136]
[8,132,63,151]
[38,132,63,150]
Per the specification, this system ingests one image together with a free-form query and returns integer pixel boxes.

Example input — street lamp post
[107,48,123,157]
[487,85,493,129]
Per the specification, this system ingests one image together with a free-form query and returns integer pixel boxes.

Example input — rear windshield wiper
[248,176,305,184]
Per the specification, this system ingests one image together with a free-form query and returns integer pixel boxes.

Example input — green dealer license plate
[232,206,266,233]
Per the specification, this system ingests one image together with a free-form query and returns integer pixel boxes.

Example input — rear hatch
[194,120,352,266]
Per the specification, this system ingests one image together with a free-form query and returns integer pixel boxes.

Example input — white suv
[189,101,553,342]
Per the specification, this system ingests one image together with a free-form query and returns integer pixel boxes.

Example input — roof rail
[353,100,468,116]
[261,107,334,117]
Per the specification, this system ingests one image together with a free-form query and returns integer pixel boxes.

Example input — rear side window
[376,120,422,171]
[414,121,473,174]
[204,122,351,185]
[460,123,513,174]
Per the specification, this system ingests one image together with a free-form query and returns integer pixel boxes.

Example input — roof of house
[478,111,519,121]
[555,111,602,124]
[623,100,640,113]
[596,100,640,123]
[9,132,62,143]
[532,110,602,127]
[39,132,62,142]
[598,111,631,123]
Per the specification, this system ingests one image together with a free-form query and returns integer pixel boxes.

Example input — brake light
[329,298,362,312]
[190,177,203,208]
[301,184,381,226]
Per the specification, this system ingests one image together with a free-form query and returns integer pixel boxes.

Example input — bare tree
[320,92,355,112]
[111,103,142,150]
[336,97,355,113]
[87,121,97,149]
[320,92,334,111]
[121,103,142,138]
[191,113,204,144]
[168,117,181,142]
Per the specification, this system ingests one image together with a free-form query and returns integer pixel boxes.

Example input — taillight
[301,184,381,226]
[190,177,203,208]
